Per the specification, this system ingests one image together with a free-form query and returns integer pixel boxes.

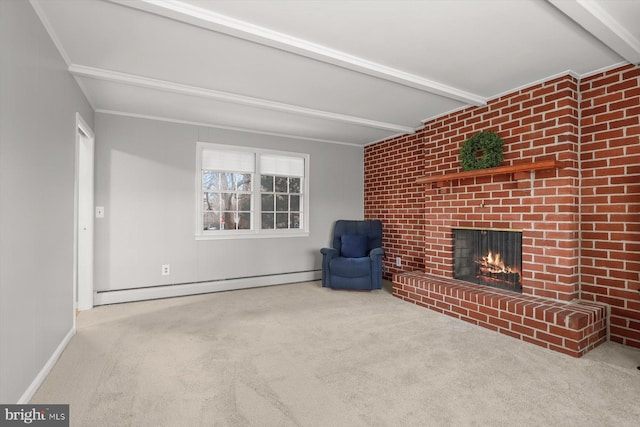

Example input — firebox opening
[453,228,523,293]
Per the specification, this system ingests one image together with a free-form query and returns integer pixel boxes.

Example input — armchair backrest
[332,220,382,257]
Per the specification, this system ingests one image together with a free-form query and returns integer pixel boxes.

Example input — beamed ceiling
[32,0,640,146]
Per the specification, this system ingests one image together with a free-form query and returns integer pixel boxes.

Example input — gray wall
[94,114,363,291]
[0,1,94,402]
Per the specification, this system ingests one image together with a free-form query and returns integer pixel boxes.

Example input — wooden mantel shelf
[416,160,566,185]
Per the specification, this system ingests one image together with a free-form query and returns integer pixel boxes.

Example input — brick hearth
[394,272,607,357]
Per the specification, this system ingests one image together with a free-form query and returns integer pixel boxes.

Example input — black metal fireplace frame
[453,228,523,293]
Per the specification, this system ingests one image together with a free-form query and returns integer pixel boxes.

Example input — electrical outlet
[162,264,170,276]
[396,257,402,267]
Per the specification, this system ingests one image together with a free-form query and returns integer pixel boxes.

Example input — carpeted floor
[32,280,640,426]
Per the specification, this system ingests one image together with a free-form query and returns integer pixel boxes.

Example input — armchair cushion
[340,234,368,258]
[331,257,370,278]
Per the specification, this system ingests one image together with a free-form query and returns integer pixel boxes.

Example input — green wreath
[460,131,504,171]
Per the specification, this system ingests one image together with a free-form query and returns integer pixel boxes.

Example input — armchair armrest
[369,247,384,259]
[320,247,338,287]
[320,247,338,257]
[369,247,385,290]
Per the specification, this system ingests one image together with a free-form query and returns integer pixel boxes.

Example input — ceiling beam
[548,0,640,64]
[95,109,364,147]
[108,0,487,106]
[68,64,416,134]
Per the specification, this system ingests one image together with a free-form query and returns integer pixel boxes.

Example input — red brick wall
[364,64,640,348]
[580,64,640,348]
[364,134,424,277]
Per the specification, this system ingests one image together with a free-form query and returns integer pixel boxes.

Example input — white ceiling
[31,0,640,146]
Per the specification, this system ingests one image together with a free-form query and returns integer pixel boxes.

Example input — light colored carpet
[32,280,640,426]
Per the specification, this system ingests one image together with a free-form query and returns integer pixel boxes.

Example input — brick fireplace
[364,64,640,356]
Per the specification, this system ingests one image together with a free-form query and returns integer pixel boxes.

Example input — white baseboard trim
[18,326,76,404]
[94,270,322,306]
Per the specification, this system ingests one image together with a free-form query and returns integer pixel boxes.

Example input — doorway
[74,113,95,312]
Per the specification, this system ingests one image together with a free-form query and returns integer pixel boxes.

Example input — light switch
[96,206,105,218]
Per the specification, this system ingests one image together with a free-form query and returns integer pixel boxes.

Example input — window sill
[195,231,310,241]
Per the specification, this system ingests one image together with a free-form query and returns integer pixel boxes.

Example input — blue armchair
[320,220,384,290]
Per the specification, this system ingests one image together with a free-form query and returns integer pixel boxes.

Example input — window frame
[195,142,310,240]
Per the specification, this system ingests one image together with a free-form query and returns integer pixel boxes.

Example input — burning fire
[476,251,515,274]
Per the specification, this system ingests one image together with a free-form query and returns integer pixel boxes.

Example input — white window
[196,142,309,239]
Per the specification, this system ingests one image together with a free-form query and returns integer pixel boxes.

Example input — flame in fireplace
[476,251,514,274]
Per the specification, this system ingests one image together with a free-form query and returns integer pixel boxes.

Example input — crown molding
[107,0,486,106]
[418,69,585,126]
[70,64,415,134]
[485,69,581,105]
[549,0,640,64]
[578,61,630,79]
[29,0,97,109]
[30,0,71,65]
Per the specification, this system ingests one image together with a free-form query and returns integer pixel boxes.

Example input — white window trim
[195,142,310,240]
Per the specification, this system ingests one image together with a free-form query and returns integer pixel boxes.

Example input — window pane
[226,212,237,229]
[219,212,230,230]
[203,212,221,230]
[276,194,288,211]
[237,213,251,230]
[261,213,274,229]
[290,213,300,229]
[222,212,252,230]
[203,171,219,191]
[235,173,252,191]
[290,195,300,211]
[276,213,288,229]
[237,194,251,211]
[221,193,236,210]
[261,194,274,211]
[220,173,236,191]
[275,176,288,193]
[261,175,274,192]
[290,177,301,193]
[203,192,221,212]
